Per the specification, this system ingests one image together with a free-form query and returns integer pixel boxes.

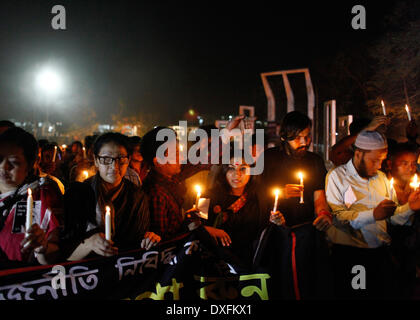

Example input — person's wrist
[34,241,48,255]
[318,209,332,219]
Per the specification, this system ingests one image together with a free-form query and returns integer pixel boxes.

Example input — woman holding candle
[62,132,160,261]
[0,127,62,268]
[203,155,271,266]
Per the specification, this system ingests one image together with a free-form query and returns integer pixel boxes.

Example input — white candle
[52,146,57,162]
[82,147,87,159]
[105,206,112,241]
[194,185,202,209]
[273,189,280,212]
[410,174,419,191]
[381,100,386,116]
[389,178,394,200]
[406,105,412,121]
[26,188,33,234]
[298,172,304,204]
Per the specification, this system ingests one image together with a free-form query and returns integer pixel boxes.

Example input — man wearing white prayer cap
[325,130,420,299]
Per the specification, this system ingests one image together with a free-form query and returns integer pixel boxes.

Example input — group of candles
[25,171,419,240]
[381,100,412,121]
[51,145,87,163]
[387,174,419,201]
[272,171,305,212]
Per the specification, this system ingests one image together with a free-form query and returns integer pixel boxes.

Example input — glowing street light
[34,65,65,135]
[35,67,63,96]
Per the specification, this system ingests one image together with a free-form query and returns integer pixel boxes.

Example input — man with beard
[326,131,420,299]
[256,111,333,299]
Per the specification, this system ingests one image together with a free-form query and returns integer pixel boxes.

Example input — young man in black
[255,111,332,299]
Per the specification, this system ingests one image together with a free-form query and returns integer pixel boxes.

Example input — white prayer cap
[354,130,388,150]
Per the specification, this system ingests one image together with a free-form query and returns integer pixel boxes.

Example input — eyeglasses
[97,155,129,165]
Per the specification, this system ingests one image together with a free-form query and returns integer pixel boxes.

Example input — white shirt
[325,159,414,248]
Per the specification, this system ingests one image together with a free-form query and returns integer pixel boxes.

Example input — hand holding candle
[105,206,112,241]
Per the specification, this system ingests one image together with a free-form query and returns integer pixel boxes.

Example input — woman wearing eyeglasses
[62,132,160,261]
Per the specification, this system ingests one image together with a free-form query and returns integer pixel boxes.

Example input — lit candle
[61,144,67,149]
[389,178,394,200]
[298,172,304,204]
[194,185,202,209]
[410,174,419,191]
[52,146,57,162]
[26,188,33,235]
[381,100,386,116]
[82,147,87,159]
[83,170,89,181]
[105,206,112,241]
[406,104,412,121]
[273,188,280,212]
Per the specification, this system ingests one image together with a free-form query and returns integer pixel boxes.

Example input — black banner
[0,229,271,300]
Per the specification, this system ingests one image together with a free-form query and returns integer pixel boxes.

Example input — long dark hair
[214,156,256,196]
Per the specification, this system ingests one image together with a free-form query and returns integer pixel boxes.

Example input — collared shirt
[325,159,414,248]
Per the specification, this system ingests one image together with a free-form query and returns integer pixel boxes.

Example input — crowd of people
[0,111,420,300]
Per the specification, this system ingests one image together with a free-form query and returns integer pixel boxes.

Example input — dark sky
[0,0,399,127]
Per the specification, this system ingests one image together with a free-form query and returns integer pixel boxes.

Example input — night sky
[0,1,400,128]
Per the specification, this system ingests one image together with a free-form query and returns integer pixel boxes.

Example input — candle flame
[105,206,111,214]
[62,144,67,149]
[410,174,419,189]
[298,172,303,179]
[274,188,280,197]
[381,100,384,107]
[28,188,32,196]
[83,170,89,179]
[390,177,394,188]
[195,185,202,194]
[406,105,410,112]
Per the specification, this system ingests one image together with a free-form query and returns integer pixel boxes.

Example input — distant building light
[38,122,43,127]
